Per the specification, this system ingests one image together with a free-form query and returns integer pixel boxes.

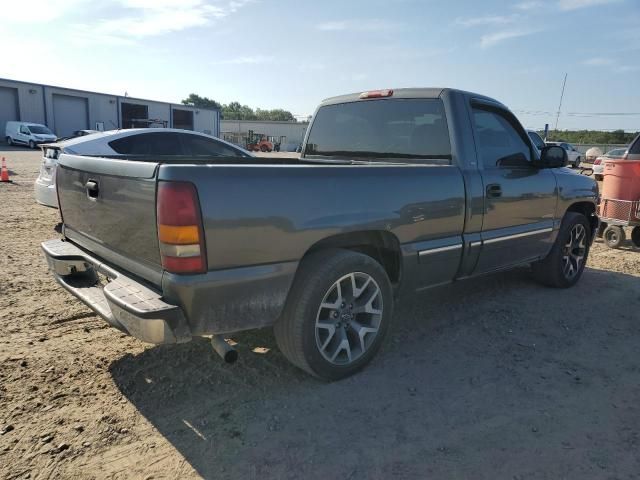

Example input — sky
[1,0,639,131]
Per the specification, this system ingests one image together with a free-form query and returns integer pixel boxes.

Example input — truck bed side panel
[159,163,467,293]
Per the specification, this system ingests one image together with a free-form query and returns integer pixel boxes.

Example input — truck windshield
[304,99,451,163]
[28,126,53,135]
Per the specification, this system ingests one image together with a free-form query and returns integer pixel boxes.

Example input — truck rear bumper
[41,239,191,344]
[42,239,299,342]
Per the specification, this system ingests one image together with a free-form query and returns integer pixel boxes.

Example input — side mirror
[536,145,568,168]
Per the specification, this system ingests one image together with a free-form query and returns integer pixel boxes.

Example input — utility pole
[554,73,567,132]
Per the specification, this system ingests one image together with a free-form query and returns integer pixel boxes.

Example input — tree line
[542,129,638,145]
[181,93,297,122]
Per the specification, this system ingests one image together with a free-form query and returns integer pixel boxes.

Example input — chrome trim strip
[470,241,482,248]
[483,227,553,245]
[418,244,463,256]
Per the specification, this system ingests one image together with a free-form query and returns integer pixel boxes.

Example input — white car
[592,147,627,181]
[6,121,57,148]
[546,141,582,168]
[34,128,253,208]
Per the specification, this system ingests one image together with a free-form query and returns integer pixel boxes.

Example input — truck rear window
[304,99,451,163]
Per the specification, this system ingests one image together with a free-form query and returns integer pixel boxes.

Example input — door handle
[85,180,99,199]
[486,183,502,198]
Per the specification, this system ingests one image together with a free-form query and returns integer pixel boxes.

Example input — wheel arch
[302,230,402,285]
[565,201,597,240]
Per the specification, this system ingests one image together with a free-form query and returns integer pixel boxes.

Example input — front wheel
[29,140,36,149]
[274,249,393,380]
[574,157,581,168]
[531,212,591,288]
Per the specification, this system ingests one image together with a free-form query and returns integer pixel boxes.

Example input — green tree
[543,130,638,145]
[223,102,257,120]
[181,93,222,110]
[255,108,295,121]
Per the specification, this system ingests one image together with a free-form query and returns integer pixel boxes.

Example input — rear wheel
[274,249,393,380]
[532,212,590,288]
[574,157,581,168]
[631,226,640,248]
[6,136,13,146]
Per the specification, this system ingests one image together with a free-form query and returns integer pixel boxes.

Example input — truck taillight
[157,181,207,274]
[359,89,393,99]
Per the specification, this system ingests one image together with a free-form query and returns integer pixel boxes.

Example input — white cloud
[1,0,89,23]
[480,29,538,48]
[558,0,621,10]
[317,19,401,32]
[454,14,517,27]
[582,57,614,66]
[213,55,274,65]
[64,0,252,41]
[513,1,544,9]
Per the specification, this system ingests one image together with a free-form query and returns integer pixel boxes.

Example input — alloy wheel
[562,224,586,280]
[315,272,383,365]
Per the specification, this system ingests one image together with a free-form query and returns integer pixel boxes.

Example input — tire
[596,221,607,238]
[631,226,640,248]
[260,145,268,152]
[603,225,625,249]
[274,249,393,380]
[594,174,603,181]
[29,140,35,149]
[6,136,13,146]
[574,157,581,168]
[531,212,591,288]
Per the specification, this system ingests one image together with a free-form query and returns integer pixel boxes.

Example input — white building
[0,78,220,139]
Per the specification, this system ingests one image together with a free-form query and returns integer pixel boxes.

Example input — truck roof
[320,88,506,109]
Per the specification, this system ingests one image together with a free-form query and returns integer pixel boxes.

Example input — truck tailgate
[56,154,163,286]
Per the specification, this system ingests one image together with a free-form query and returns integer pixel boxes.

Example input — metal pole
[554,73,567,132]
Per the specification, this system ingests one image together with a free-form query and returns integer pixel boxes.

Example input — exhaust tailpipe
[211,335,238,364]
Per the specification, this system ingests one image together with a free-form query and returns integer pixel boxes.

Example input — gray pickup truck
[42,88,598,380]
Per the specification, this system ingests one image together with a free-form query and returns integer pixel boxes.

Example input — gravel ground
[1,147,639,480]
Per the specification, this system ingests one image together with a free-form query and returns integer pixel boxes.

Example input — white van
[5,121,57,148]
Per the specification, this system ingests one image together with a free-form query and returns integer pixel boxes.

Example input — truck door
[471,102,557,274]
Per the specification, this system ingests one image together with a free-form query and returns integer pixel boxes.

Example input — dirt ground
[1,146,639,480]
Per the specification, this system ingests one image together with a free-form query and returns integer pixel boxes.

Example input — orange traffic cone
[1,157,10,182]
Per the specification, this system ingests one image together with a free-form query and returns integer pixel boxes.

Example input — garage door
[0,87,19,140]
[52,94,89,137]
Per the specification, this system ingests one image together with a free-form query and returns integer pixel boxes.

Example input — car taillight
[594,159,601,165]
[157,181,207,274]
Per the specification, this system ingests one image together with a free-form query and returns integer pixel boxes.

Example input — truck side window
[472,108,532,168]
[20,126,30,134]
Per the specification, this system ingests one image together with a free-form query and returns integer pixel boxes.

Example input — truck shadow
[109,266,640,479]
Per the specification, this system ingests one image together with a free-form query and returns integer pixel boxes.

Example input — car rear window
[304,99,451,163]
[109,132,184,155]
